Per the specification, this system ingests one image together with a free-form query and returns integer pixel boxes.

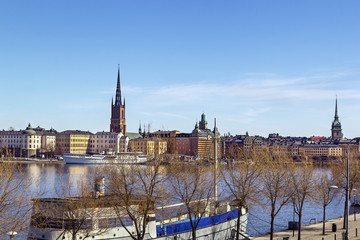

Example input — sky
[1,1,360,138]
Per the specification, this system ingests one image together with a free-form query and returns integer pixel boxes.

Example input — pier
[253,213,360,240]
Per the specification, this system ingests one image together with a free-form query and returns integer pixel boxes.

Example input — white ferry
[62,152,148,164]
[27,195,249,240]
[62,153,106,164]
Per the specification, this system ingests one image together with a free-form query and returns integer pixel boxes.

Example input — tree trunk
[297,211,302,240]
[322,205,326,235]
[192,228,197,240]
[236,207,242,240]
[270,212,275,240]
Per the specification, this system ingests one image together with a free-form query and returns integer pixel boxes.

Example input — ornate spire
[115,65,122,106]
[334,96,339,121]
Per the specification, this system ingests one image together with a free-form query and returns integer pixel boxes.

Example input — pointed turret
[334,97,339,121]
[331,97,342,140]
[115,65,122,106]
[139,121,142,134]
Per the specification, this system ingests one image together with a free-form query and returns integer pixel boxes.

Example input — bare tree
[312,172,338,235]
[105,160,164,240]
[291,161,314,240]
[221,149,261,240]
[0,150,36,238]
[166,163,214,240]
[259,148,294,240]
[30,171,109,240]
[331,150,360,229]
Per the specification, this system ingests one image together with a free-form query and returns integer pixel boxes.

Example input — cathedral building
[331,97,342,141]
[110,66,126,135]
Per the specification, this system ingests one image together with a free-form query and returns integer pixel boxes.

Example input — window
[64,219,92,230]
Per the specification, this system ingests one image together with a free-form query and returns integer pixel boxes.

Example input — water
[15,164,350,238]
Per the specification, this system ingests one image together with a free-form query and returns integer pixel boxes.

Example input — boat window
[64,219,92,230]
[30,216,63,229]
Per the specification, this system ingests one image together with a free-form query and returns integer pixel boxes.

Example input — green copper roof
[22,123,36,135]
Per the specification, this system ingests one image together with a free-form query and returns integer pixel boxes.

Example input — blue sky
[1,1,360,138]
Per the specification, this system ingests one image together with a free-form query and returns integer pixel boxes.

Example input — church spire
[334,96,339,121]
[115,65,122,106]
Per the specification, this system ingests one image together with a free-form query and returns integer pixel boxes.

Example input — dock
[252,213,360,240]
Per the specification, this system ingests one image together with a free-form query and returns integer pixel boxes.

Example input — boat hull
[62,153,148,164]
[27,213,249,240]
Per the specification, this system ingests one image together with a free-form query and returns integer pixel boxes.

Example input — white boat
[27,195,249,240]
[62,152,148,164]
[62,153,106,164]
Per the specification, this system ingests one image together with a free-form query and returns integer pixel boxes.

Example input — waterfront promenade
[253,213,360,240]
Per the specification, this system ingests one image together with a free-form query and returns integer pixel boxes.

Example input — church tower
[110,66,126,135]
[331,97,342,141]
[199,113,208,130]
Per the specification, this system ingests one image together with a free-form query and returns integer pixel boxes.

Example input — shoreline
[252,214,359,240]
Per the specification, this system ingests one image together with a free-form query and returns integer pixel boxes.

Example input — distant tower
[199,113,208,130]
[331,97,342,140]
[138,121,142,135]
[110,66,126,135]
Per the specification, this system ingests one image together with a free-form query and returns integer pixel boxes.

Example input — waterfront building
[128,137,167,155]
[56,130,92,154]
[175,113,220,160]
[89,131,128,155]
[110,66,126,135]
[0,124,48,157]
[148,130,179,154]
[298,144,342,157]
[34,126,57,156]
[176,132,192,155]
[331,97,342,141]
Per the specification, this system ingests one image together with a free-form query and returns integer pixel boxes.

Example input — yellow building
[149,130,179,154]
[299,144,342,157]
[56,130,92,154]
[128,138,167,156]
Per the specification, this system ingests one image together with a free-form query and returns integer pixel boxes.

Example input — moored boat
[62,152,148,164]
[62,153,106,164]
[27,194,249,240]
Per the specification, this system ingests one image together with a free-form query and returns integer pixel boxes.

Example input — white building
[90,131,129,155]
[0,124,43,157]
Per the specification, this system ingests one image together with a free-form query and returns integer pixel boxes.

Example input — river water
[20,163,350,238]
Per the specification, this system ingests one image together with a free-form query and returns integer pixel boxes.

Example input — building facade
[56,130,92,154]
[298,144,342,157]
[0,124,49,157]
[110,66,126,135]
[89,131,129,155]
[175,113,220,160]
[128,138,167,156]
[148,130,179,154]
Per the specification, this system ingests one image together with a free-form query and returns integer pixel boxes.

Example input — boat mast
[214,118,218,213]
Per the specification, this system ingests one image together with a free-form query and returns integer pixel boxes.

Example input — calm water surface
[22,164,349,237]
